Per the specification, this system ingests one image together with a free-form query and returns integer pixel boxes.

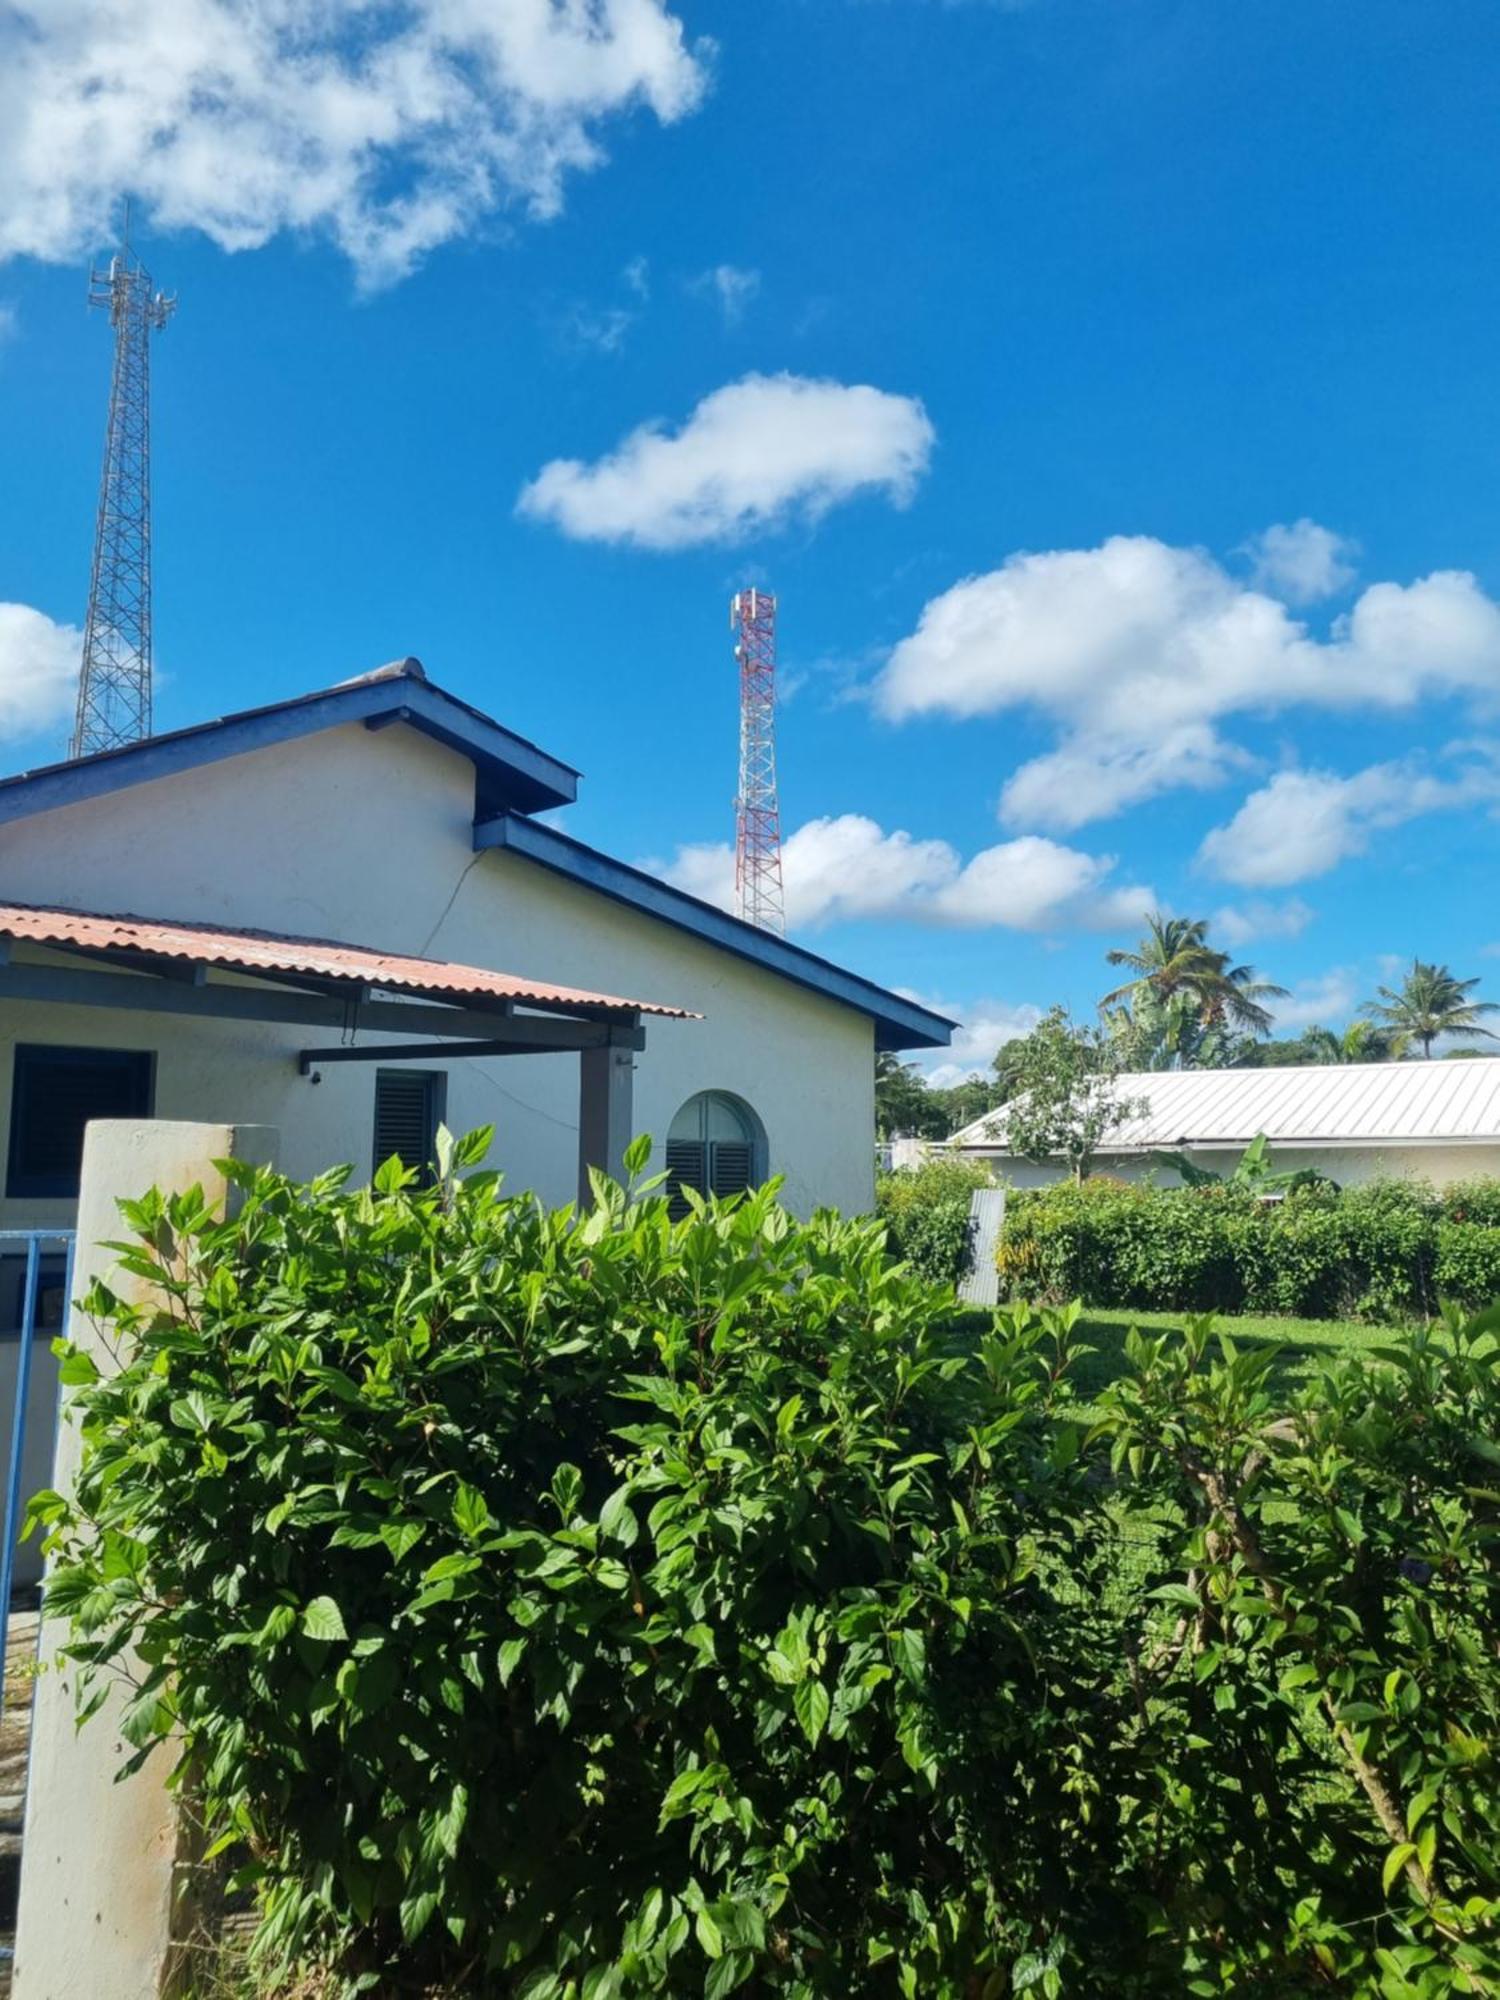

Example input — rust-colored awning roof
[0,901,695,1023]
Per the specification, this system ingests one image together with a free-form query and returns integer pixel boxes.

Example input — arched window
[666,1091,766,1213]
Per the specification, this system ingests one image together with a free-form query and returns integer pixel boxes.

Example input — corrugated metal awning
[0,900,695,1023]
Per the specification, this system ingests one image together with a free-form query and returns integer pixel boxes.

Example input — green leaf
[893,1628,927,1687]
[793,1676,830,1747]
[301,1596,347,1643]
[379,1520,427,1563]
[705,1950,752,1997]
[695,1908,724,1960]
[452,1482,492,1540]
[498,1637,527,1687]
[1383,1843,1417,1897]
[550,1462,584,1522]
[400,1888,439,1943]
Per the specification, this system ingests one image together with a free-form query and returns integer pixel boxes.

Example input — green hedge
[876,1155,994,1285]
[998,1174,1500,1320]
[31,1143,1500,1994]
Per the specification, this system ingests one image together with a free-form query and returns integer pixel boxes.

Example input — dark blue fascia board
[474,813,955,1053]
[0,675,578,828]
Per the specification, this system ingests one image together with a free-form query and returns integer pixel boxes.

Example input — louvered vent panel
[373,1072,436,1175]
[710,1141,755,1198]
[7,1046,153,1198]
[665,1139,707,1220]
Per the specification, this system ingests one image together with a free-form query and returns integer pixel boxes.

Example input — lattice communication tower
[732,587,785,934]
[71,233,176,760]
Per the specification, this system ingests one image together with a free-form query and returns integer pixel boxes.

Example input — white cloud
[900,993,1045,1086]
[0,1,708,290]
[1198,754,1500,888]
[0,603,82,744]
[622,255,650,299]
[1271,970,1361,1033]
[1210,898,1315,949]
[1243,518,1358,604]
[875,534,1500,831]
[694,262,760,324]
[518,372,934,550]
[561,303,636,354]
[653,813,1150,933]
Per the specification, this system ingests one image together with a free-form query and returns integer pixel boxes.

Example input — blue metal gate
[0,1231,76,1727]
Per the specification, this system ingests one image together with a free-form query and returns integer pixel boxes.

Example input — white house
[949,1059,1500,1189]
[0,655,952,1400]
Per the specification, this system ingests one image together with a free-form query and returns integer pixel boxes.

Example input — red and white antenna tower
[732,587,785,935]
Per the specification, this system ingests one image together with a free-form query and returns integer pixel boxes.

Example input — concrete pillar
[14,1120,277,2000]
[577,1033,636,1206]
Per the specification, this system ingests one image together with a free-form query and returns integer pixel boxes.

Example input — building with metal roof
[0,658,952,1241]
[949,1058,1500,1189]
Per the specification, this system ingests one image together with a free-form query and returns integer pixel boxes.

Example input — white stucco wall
[0,719,878,1222]
[964,1143,1500,1192]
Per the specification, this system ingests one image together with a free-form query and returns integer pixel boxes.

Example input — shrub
[34,1137,1090,1996]
[875,1153,993,1285]
[998,1173,1492,1322]
[32,1143,1500,1995]
[1442,1176,1500,1227]
[1436,1220,1500,1308]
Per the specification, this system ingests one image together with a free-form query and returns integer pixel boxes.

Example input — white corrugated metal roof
[952,1058,1500,1154]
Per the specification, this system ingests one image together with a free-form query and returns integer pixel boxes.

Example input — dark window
[665,1091,763,1217]
[6,1044,154,1199]
[373,1069,446,1180]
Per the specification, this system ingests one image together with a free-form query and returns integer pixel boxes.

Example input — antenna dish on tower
[731,587,785,935]
[71,225,175,760]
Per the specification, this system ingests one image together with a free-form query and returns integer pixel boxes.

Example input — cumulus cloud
[1243,518,1358,604]
[1198,754,1500,888]
[1271,970,1361,1033]
[518,373,934,549]
[875,534,1500,831]
[0,603,82,743]
[653,813,1150,933]
[693,262,760,324]
[0,1,708,289]
[901,994,1045,1088]
[1210,898,1315,949]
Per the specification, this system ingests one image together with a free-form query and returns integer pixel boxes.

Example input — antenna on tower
[70,218,176,760]
[731,587,785,935]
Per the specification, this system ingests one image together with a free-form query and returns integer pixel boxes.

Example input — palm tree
[1296,1021,1400,1064]
[1362,960,1500,1060]
[1101,914,1288,1037]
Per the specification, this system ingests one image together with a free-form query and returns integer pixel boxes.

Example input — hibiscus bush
[28,1135,1500,1997]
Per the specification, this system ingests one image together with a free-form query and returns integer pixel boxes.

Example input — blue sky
[2,1,1500,1078]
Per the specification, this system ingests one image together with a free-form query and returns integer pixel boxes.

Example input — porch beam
[0,961,639,1046]
[298,1024,643,1073]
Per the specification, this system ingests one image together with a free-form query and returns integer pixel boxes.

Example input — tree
[1362,959,1500,1060]
[1103,984,1257,1073]
[931,1075,1005,1133]
[1297,1020,1401,1064]
[1101,913,1287,1040]
[874,1051,948,1140]
[986,1007,1147,1181]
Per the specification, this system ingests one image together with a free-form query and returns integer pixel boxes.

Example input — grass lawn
[944,1302,1411,1403]
[1072,1306,1405,1401]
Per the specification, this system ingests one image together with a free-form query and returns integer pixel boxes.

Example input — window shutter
[709,1141,755,1198]
[665,1139,707,1219]
[7,1045,153,1199]
[373,1071,440,1177]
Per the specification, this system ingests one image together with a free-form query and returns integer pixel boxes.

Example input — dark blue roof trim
[0,664,578,826]
[473,812,955,1053]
